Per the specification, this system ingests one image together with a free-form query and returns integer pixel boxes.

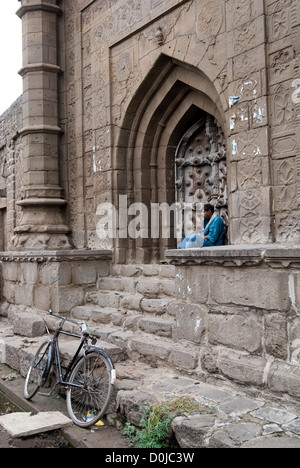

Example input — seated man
[179,204,225,249]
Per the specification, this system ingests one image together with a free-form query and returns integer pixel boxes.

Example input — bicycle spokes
[66,352,113,427]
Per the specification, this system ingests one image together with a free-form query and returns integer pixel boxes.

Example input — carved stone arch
[114,55,227,263]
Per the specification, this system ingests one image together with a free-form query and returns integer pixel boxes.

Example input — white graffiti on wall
[291,339,300,366]
[292,79,300,104]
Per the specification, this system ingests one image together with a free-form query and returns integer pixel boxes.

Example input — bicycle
[24,310,116,428]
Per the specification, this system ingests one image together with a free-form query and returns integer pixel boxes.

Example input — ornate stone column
[14,0,71,250]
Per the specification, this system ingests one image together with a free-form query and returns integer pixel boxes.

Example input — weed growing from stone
[122,396,200,448]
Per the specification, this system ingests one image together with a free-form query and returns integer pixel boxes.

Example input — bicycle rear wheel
[24,340,53,400]
[66,350,115,427]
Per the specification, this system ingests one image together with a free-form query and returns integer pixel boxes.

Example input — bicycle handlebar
[48,310,102,339]
[48,309,82,327]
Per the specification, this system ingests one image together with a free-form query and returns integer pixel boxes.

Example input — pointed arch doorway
[114,57,228,263]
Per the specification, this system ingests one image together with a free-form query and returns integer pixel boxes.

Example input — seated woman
[179,204,225,249]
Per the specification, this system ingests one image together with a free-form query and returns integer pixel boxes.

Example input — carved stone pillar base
[12,202,72,251]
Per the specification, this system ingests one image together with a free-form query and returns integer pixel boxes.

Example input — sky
[0,1,22,115]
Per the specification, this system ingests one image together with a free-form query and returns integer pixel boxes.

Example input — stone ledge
[16,3,62,19]
[0,250,112,263]
[165,244,300,268]
[18,63,62,77]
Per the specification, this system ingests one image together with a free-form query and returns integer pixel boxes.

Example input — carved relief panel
[60,0,300,250]
[267,0,300,243]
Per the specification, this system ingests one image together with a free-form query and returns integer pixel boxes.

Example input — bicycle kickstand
[38,380,59,398]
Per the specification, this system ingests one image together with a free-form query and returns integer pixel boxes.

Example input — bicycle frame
[25,310,116,427]
[43,314,95,393]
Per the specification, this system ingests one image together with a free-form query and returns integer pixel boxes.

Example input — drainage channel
[0,388,25,414]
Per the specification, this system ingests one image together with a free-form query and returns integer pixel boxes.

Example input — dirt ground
[0,428,73,448]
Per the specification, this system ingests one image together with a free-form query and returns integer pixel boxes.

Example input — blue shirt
[203,216,225,247]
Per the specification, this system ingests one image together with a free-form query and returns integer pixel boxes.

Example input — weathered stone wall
[166,246,300,400]
[0,250,111,336]
[58,0,300,259]
[0,97,23,251]
[1,1,299,256]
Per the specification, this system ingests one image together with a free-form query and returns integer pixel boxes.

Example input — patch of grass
[122,396,200,448]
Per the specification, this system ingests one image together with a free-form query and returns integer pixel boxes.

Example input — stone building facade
[1,0,300,404]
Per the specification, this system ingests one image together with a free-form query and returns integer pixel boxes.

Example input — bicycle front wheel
[24,340,53,400]
[66,350,115,427]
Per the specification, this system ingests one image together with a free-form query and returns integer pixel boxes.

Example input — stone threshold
[0,250,112,263]
[165,244,300,268]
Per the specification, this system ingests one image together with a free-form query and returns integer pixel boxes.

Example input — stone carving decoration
[116,52,133,82]
[175,115,228,237]
[273,83,294,126]
[241,218,262,244]
[240,190,260,216]
[274,159,298,212]
[272,133,296,159]
[234,21,257,55]
[270,48,293,84]
[275,159,295,186]
[271,7,291,42]
[277,213,300,243]
[232,0,251,27]
[111,49,141,124]
[237,156,262,190]
[196,0,224,42]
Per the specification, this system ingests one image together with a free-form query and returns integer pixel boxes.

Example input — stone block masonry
[2,247,300,441]
[165,246,300,401]
[2,245,300,406]
[0,251,112,333]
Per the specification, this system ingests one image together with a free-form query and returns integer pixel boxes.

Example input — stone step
[56,336,126,363]
[72,306,176,340]
[94,327,199,373]
[0,329,126,382]
[140,297,176,315]
[111,264,176,279]
[72,305,124,325]
[127,334,198,371]
[82,291,178,317]
[97,276,176,298]
[138,316,174,338]
[72,305,143,329]
[69,305,196,372]
[85,291,123,309]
